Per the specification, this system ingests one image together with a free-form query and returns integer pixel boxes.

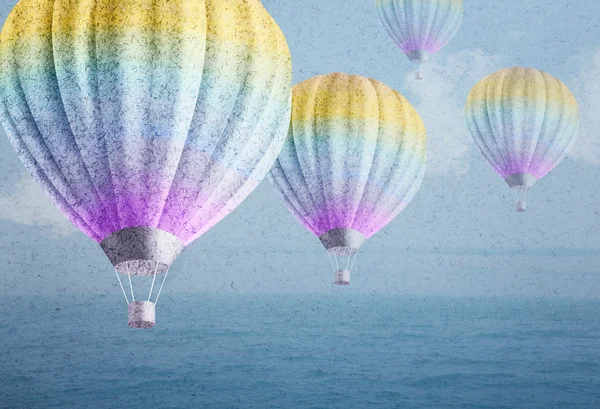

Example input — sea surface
[0,294,599,409]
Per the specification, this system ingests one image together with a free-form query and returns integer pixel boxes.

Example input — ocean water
[0,294,599,408]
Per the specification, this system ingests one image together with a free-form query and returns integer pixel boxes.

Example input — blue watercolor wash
[0,294,598,408]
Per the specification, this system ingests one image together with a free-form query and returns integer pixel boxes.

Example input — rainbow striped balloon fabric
[465,67,579,211]
[0,0,292,275]
[375,0,463,63]
[268,73,426,283]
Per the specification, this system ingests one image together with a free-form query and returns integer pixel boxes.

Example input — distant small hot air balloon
[465,67,579,212]
[0,0,292,327]
[268,73,426,285]
[375,0,464,80]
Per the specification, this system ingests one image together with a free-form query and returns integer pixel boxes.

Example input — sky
[0,0,599,299]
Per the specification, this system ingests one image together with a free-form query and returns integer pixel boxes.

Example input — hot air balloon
[465,67,579,212]
[268,73,426,285]
[375,0,464,80]
[0,0,292,328]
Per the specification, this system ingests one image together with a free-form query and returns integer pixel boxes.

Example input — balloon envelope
[268,73,426,278]
[465,67,579,211]
[375,0,464,65]
[0,0,292,274]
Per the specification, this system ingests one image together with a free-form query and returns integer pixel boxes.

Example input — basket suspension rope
[349,251,359,272]
[327,252,336,272]
[148,261,159,302]
[127,261,135,302]
[155,264,172,305]
[114,267,129,304]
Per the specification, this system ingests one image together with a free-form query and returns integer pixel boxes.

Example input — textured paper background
[0,1,599,408]
[1,0,599,297]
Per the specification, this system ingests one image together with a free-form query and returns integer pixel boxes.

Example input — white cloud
[403,49,502,177]
[566,48,600,166]
[0,173,77,237]
[401,47,598,173]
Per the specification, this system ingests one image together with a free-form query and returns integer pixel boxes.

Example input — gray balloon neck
[505,173,537,191]
[319,228,366,256]
[100,227,184,276]
[406,49,430,64]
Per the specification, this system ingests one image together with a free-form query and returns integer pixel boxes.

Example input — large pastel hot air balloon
[268,73,426,285]
[465,67,579,212]
[0,0,292,328]
[375,0,464,79]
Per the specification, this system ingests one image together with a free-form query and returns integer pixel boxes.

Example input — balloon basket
[334,269,350,286]
[128,301,155,329]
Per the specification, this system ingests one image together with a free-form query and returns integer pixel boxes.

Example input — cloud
[566,48,600,166]
[402,49,502,177]
[0,173,78,237]
[401,47,597,173]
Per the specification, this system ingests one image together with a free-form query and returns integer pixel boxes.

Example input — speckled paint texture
[268,73,426,248]
[127,300,155,328]
[375,0,463,60]
[1,0,600,407]
[465,67,579,182]
[0,0,292,273]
